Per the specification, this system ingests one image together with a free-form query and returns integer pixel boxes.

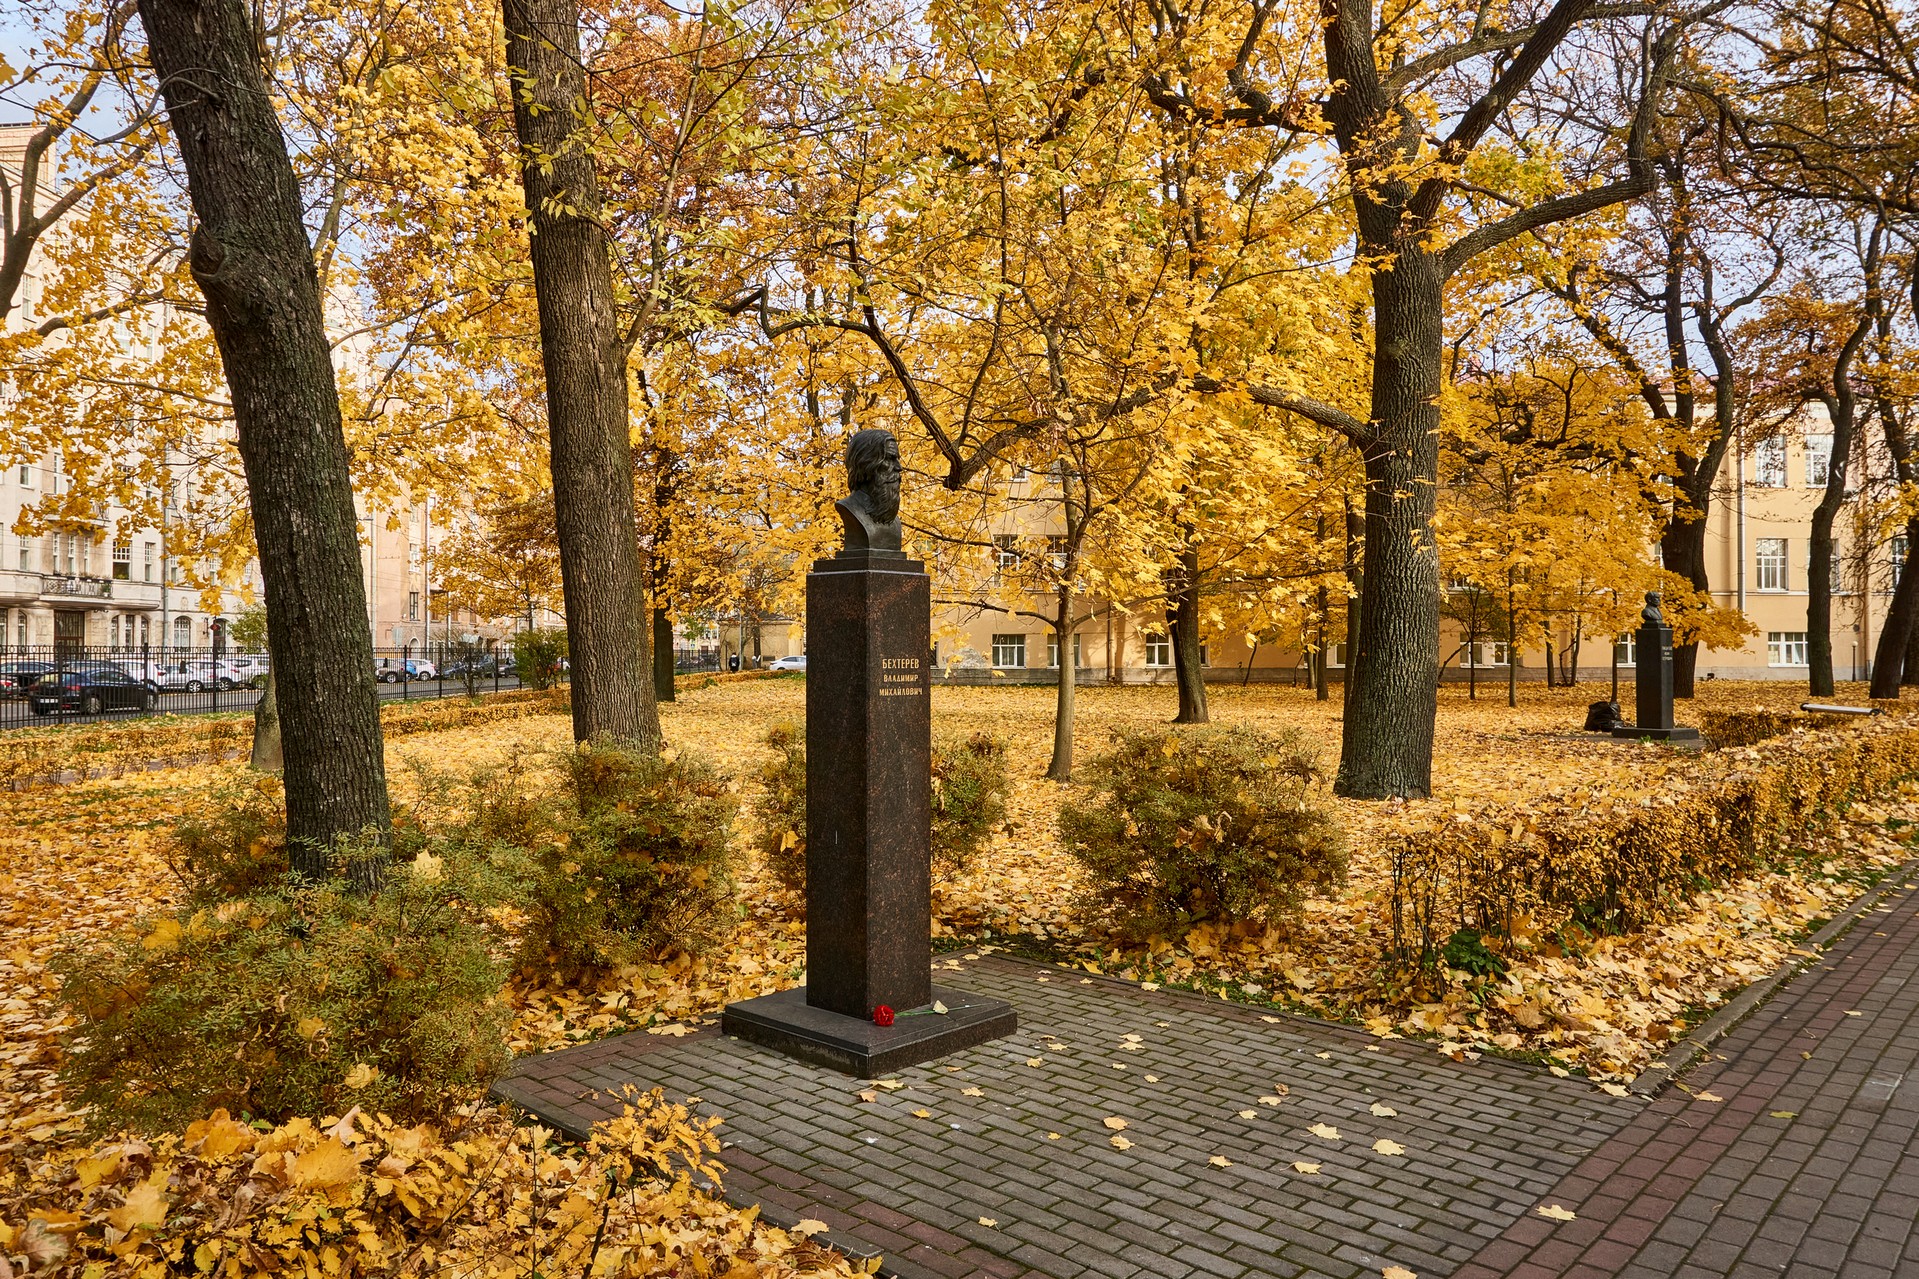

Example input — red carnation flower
[872,1005,896,1026]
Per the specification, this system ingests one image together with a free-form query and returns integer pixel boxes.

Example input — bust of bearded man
[836,428,904,553]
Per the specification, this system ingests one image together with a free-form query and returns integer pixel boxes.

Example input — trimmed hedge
[1387,718,1919,970]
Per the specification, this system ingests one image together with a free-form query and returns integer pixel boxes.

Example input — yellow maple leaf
[1102,1116,1128,1130]
[1307,1123,1341,1141]
[1291,1160,1321,1175]
[292,1138,362,1192]
[1537,1204,1578,1222]
[343,1062,380,1090]
[1109,1135,1133,1150]
[106,1179,168,1234]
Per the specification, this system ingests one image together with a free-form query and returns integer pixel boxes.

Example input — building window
[112,540,131,581]
[407,591,420,622]
[110,615,121,647]
[1768,631,1809,667]
[1046,633,1082,669]
[143,542,156,583]
[991,633,1026,668]
[1614,634,1636,667]
[1464,641,1511,668]
[1144,634,1171,667]
[1756,537,1789,591]
[172,615,191,647]
[1806,435,1833,488]
[993,535,1019,571]
[1753,436,1786,486]
[16,535,28,572]
[1893,535,1909,591]
[139,615,149,646]
[1327,643,1347,668]
[1048,536,1067,572]
[15,611,25,648]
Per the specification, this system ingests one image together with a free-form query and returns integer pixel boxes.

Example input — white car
[768,654,807,672]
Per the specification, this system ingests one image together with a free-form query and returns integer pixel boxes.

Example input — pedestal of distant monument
[722,431,1014,1076]
[1613,592,1700,743]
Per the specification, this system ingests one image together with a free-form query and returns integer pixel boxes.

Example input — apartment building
[921,416,1897,687]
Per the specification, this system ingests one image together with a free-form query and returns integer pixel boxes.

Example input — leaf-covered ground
[3,676,1914,1169]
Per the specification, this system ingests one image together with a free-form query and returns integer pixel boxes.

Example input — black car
[29,667,156,716]
[0,660,53,699]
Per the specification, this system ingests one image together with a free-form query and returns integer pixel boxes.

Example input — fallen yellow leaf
[1537,1204,1578,1222]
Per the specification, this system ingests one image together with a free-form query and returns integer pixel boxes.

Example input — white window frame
[1756,538,1789,592]
[1144,634,1171,667]
[993,535,1019,571]
[1463,640,1511,668]
[1768,631,1809,667]
[1614,634,1636,668]
[1753,436,1786,487]
[1046,633,1082,669]
[991,633,1026,668]
[1805,435,1833,488]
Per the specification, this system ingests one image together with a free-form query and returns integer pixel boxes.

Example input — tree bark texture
[504,0,659,746]
[1808,311,1870,697]
[251,668,284,773]
[653,607,675,702]
[1167,545,1209,723]
[1336,251,1442,798]
[1874,518,1919,697]
[1660,515,1712,698]
[1047,587,1076,781]
[140,0,390,877]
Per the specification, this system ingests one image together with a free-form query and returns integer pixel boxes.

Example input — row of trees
[2,0,1918,808]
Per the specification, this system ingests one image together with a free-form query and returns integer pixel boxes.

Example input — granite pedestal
[1613,595,1700,743]
[721,544,1014,1075]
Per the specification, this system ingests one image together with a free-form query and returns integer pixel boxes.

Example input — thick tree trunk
[1167,546,1208,723]
[1342,498,1363,715]
[1337,253,1441,799]
[653,607,675,702]
[1047,588,1076,781]
[140,0,390,880]
[504,0,658,746]
[1807,509,1839,697]
[1873,516,1919,698]
[1660,516,1711,698]
[250,668,283,774]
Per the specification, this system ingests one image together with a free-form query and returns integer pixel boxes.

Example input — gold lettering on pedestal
[878,655,924,696]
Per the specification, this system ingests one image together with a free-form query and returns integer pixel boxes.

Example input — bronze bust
[1642,591,1663,626]
[837,428,903,552]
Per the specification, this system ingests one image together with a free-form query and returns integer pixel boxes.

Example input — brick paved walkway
[1455,864,1919,1279]
[497,954,1637,1279]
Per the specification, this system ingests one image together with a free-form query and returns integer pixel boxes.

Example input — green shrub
[749,725,1012,894]
[1058,726,1346,940]
[752,723,807,896]
[55,855,511,1133]
[165,774,293,901]
[513,628,569,691]
[519,738,740,973]
[931,732,1010,881]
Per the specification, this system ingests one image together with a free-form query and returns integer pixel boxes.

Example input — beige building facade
[911,419,1895,688]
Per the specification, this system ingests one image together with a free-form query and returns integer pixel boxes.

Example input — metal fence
[0,643,535,731]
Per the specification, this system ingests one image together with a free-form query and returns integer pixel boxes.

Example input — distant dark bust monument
[722,427,1015,1076]
[836,429,904,553]
[1612,591,1700,743]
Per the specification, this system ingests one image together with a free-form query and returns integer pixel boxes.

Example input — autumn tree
[1126,0,1700,796]
[138,0,392,875]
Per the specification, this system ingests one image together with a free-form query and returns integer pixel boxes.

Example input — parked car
[442,655,508,680]
[0,660,54,698]
[227,655,271,688]
[375,657,439,683]
[768,654,807,672]
[30,667,155,716]
[185,658,250,690]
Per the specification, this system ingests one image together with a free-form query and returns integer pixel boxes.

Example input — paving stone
[496,952,1633,1277]
[1454,864,1919,1278]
